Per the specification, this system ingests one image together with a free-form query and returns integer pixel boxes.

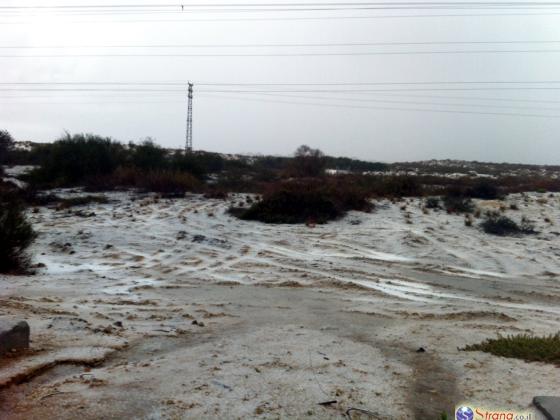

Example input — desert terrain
[0,190,559,419]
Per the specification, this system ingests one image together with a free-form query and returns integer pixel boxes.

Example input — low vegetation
[55,195,109,209]
[2,130,559,203]
[465,180,501,200]
[480,212,536,236]
[0,190,36,273]
[22,134,220,190]
[443,195,475,213]
[425,197,441,209]
[87,167,200,194]
[0,130,14,165]
[230,179,372,224]
[462,333,560,365]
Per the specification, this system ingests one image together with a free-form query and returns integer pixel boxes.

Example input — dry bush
[87,167,199,194]
[203,189,229,200]
[230,178,372,224]
[480,211,536,236]
[443,195,475,214]
[424,197,441,209]
[55,195,109,210]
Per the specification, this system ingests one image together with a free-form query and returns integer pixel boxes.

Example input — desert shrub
[443,195,474,213]
[231,179,371,224]
[0,130,14,164]
[323,156,388,173]
[462,333,560,365]
[381,176,423,197]
[141,171,198,194]
[204,189,228,199]
[85,167,200,193]
[118,167,198,193]
[480,212,536,236]
[425,197,441,209]
[466,180,501,200]
[55,195,109,209]
[352,175,423,198]
[28,133,125,187]
[128,139,168,170]
[499,175,560,194]
[196,152,226,174]
[288,145,326,178]
[0,197,36,273]
[170,151,205,179]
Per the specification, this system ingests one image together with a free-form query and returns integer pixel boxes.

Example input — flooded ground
[0,192,559,419]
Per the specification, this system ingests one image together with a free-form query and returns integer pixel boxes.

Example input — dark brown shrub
[230,178,372,224]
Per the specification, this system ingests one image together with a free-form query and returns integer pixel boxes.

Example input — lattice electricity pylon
[185,82,193,153]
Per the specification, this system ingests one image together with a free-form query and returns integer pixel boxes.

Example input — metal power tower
[185,82,193,153]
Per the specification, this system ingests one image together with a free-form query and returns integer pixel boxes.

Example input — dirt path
[0,284,461,419]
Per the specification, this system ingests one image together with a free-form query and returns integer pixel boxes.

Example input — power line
[2,40,560,49]
[3,12,560,24]
[201,87,560,91]
[3,49,560,57]
[3,91,560,104]
[197,92,560,117]
[362,92,560,103]
[1,6,559,16]
[4,86,560,92]
[2,90,559,117]
[4,2,560,9]
[2,80,560,85]
[239,91,560,110]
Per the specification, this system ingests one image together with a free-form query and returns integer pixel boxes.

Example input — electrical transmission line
[2,40,560,48]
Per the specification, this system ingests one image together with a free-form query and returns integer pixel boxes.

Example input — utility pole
[185,82,193,153]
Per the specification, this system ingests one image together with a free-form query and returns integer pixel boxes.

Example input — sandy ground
[1,191,559,419]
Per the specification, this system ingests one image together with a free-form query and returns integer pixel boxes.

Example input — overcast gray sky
[1,0,560,164]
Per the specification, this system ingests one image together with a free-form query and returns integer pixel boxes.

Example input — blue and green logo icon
[456,406,474,420]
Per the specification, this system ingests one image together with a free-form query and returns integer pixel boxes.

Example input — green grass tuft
[462,333,560,365]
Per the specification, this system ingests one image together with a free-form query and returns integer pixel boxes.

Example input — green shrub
[480,212,536,236]
[425,197,441,209]
[128,139,167,170]
[466,180,501,200]
[380,176,423,197]
[0,197,36,273]
[170,151,206,179]
[0,130,14,164]
[443,195,474,213]
[230,179,372,224]
[85,167,200,193]
[462,333,560,365]
[28,133,125,187]
[288,145,326,178]
[139,170,198,194]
